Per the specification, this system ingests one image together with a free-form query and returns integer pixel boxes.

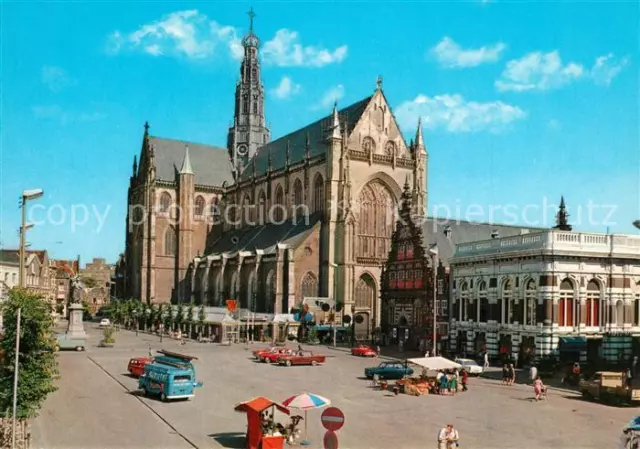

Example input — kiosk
[235,397,289,449]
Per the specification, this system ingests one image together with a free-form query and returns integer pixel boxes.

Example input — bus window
[174,375,191,383]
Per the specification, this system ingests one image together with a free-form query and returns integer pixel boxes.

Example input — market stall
[408,356,462,372]
[234,397,290,449]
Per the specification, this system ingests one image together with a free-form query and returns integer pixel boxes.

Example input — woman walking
[449,372,458,395]
[533,376,545,401]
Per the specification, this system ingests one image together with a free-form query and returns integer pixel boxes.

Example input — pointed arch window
[242,94,249,114]
[355,274,375,309]
[274,185,284,222]
[194,195,205,219]
[356,180,395,259]
[164,226,177,256]
[293,179,303,206]
[159,192,172,214]
[300,272,318,299]
[313,174,324,214]
[586,279,600,327]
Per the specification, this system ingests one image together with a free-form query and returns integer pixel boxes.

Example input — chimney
[491,229,499,239]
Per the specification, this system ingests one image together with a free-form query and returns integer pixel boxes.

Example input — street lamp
[428,243,438,356]
[19,189,44,288]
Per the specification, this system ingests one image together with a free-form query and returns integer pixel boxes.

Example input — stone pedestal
[66,303,86,339]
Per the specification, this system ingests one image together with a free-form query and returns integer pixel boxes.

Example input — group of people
[501,363,517,385]
[436,369,469,395]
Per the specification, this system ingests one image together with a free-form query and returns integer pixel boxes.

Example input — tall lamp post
[428,243,439,356]
[19,189,44,288]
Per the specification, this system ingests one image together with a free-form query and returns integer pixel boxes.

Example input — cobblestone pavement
[33,327,636,449]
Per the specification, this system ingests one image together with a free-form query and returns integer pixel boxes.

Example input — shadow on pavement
[209,432,245,448]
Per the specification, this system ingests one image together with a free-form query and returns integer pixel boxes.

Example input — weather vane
[248,7,256,32]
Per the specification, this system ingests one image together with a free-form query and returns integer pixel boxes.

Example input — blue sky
[1,1,638,264]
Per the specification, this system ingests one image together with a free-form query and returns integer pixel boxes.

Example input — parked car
[99,318,111,328]
[351,345,376,357]
[128,357,153,377]
[55,334,86,351]
[364,362,413,380]
[252,346,278,359]
[278,351,326,366]
[139,350,203,401]
[455,358,484,376]
[262,348,293,363]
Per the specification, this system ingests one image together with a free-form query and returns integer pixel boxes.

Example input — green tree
[186,301,195,324]
[80,277,98,288]
[162,306,173,331]
[175,303,185,328]
[0,289,59,421]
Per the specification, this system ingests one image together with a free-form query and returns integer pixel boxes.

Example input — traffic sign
[323,430,338,449]
[321,407,345,432]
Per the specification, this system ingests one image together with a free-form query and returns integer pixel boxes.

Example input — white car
[455,358,484,376]
[99,318,111,328]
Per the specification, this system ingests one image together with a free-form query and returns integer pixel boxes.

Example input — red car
[252,346,277,359]
[127,357,152,377]
[262,348,293,363]
[351,345,377,357]
[278,351,326,367]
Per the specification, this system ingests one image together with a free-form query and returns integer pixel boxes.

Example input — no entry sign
[321,407,345,432]
[323,430,339,449]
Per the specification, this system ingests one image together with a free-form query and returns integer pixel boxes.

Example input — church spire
[227,8,270,181]
[415,117,426,154]
[554,195,572,231]
[328,101,342,141]
[180,145,194,175]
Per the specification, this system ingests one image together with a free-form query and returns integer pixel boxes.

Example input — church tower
[227,8,270,180]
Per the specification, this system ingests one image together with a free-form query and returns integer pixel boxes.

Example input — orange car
[279,351,326,367]
[127,357,152,377]
[351,345,376,357]
[261,348,293,363]
[252,346,277,360]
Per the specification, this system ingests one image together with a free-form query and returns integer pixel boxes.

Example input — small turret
[180,145,194,175]
[328,102,342,141]
[554,195,572,231]
[415,117,426,155]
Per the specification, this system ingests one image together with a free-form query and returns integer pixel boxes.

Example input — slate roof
[205,213,322,255]
[241,96,372,181]
[0,250,19,264]
[421,217,547,265]
[149,136,234,186]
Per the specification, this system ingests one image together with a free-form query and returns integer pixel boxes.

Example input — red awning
[234,397,290,415]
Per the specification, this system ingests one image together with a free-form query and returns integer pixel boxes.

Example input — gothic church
[123,14,429,338]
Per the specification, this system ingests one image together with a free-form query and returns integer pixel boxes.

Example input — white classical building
[448,229,640,364]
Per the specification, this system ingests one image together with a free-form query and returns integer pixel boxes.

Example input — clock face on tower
[236,145,248,157]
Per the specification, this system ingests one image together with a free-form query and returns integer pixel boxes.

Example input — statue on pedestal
[66,276,87,339]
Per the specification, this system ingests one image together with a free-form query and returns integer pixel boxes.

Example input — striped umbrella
[282,393,331,445]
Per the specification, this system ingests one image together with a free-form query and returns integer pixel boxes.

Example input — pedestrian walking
[375,345,381,360]
[508,363,516,385]
[437,424,459,449]
[461,369,468,392]
[484,351,490,369]
[533,376,545,401]
[529,365,538,383]
[502,364,509,385]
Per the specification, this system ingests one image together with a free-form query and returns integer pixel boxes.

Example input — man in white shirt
[438,424,459,449]
[484,351,490,369]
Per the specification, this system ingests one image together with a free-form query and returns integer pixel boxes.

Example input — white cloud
[262,29,348,67]
[395,94,526,133]
[33,105,106,125]
[107,10,240,60]
[430,37,506,68]
[41,66,76,92]
[271,76,301,100]
[313,85,344,110]
[591,53,628,86]
[496,51,584,92]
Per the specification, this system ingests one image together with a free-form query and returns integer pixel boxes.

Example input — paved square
[33,327,636,449]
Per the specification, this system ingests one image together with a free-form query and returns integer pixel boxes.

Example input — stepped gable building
[122,12,427,338]
[448,199,640,365]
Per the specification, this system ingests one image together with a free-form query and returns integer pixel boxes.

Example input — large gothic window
[194,196,205,219]
[559,278,574,327]
[356,180,395,259]
[164,226,177,256]
[265,270,276,313]
[586,279,600,327]
[313,174,324,213]
[293,179,303,206]
[300,272,318,299]
[355,274,375,309]
[159,192,172,213]
[274,185,284,222]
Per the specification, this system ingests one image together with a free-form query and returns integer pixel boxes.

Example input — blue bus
[138,350,203,401]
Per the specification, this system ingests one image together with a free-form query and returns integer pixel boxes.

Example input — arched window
[242,94,248,113]
[194,196,205,219]
[586,279,600,327]
[356,180,395,259]
[503,279,513,324]
[293,179,303,206]
[243,194,253,225]
[355,274,375,309]
[265,270,276,313]
[159,192,172,213]
[478,281,488,322]
[313,174,324,214]
[274,185,284,222]
[164,226,177,256]
[210,197,220,223]
[525,279,537,325]
[362,136,375,153]
[559,278,574,327]
[300,272,318,299]
[258,191,266,224]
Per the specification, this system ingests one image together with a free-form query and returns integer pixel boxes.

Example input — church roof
[205,213,322,255]
[422,218,547,265]
[150,136,234,186]
[240,96,371,181]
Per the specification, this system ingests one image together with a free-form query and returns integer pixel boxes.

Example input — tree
[0,289,59,421]
[162,306,173,332]
[80,277,98,288]
[197,305,206,336]
[81,301,92,321]
[175,303,185,330]
[186,302,195,339]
